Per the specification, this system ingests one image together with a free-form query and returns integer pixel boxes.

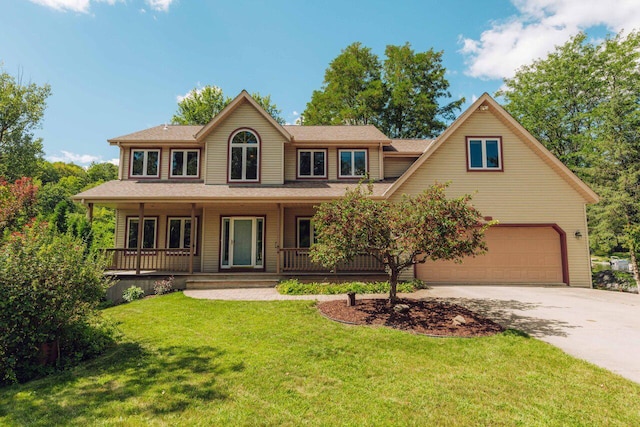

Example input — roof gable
[194,90,291,142]
[383,93,599,204]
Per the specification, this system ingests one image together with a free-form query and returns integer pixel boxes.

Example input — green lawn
[2,292,639,426]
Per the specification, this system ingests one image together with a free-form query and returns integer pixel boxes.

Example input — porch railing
[105,248,192,272]
[279,248,385,273]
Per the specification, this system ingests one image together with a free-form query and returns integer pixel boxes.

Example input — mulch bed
[318,298,504,337]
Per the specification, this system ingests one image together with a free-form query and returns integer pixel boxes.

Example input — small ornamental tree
[310,183,492,302]
[0,177,38,233]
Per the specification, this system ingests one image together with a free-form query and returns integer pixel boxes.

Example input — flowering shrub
[122,286,145,302]
[153,276,175,295]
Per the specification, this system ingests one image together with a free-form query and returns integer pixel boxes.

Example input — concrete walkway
[184,286,640,384]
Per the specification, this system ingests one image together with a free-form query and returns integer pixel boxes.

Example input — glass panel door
[232,219,254,266]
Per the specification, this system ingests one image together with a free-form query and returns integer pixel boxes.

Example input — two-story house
[73,91,598,287]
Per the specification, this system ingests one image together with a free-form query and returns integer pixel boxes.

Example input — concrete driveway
[186,286,640,384]
[426,286,640,384]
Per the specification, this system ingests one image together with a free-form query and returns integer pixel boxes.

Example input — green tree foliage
[87,161,118,183]
[498,31,640,287]
[0,133,43,182]
[0,68,50,180]
[172,86,285,125]
[305,42,386,127]
[310,183,490,301]
[303,42,463,138]
[0,222,113,384]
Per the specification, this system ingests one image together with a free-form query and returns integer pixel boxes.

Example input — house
[73,91,598,287]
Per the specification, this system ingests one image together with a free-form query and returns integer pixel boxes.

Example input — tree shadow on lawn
[1,341,244,425]
[436,298,578,338]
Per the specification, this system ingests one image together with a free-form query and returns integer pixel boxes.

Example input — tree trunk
[630,249,640,294]
[389,269,399,304]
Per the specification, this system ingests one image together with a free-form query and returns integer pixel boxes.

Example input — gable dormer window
[297,149,327,179]
[467,137,503,171]
[130,149,160,178]
[229,129,260,182]
[170,149,200,178]
[338,149,367,178]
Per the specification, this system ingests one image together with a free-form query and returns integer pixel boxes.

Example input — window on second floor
[167,217,197,252]
[127,217,157,249]
[297,149,327,178]
[339,149,367,178]
[130,149,160,178]
[229,129,260,182]
[467,137,502,170]
[171,149,199,178]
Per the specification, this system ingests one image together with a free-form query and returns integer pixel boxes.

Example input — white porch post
[136,202,144,275]
[189,203,196,274]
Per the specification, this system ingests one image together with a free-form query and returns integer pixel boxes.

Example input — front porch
[106,247,385,274]
[105,201,386,276]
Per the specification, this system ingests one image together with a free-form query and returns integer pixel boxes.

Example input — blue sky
[2,0,639,166]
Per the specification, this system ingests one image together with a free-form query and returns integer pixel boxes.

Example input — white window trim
[296,217,315,248]
[338,149,368,178]
[467,137,502,170]
[126,217,157,249]
[167,217,198,251]
[130,149,161,178]
[170,149,200,178]
[228,130,260,182]
[297,149,327,178]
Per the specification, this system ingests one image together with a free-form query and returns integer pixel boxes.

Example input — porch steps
[184,273,389,290]
[185,274,281,290]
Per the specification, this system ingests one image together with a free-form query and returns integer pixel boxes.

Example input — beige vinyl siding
[201,204,280,273]
[391,108,592,287]
[384,157,417,179]
[120,148,129,180]
[204,102,286,184]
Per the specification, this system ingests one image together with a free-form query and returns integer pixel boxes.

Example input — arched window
[229,129,260,182]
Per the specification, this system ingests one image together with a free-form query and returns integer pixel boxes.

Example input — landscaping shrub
[0,223,114,385]
[276,279,428,295]
[122,286,145,302]
[153,276,175,295]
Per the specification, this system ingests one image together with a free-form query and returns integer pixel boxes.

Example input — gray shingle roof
[73,180,393,202]
[283,125,390,143]
[385,139,434,154]
[108,125,201,143]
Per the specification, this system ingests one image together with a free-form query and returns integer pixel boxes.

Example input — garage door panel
[417,226,563,284]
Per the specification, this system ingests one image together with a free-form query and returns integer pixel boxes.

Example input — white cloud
[145,0,175,12]
[29,0,91,12]
[292,111,299,116]
[459,0,640,79]
[108,158,120,166]
[47,150,103,165]
[29,0,173,14]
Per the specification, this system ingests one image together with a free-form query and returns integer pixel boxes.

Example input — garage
[416,226,566,284]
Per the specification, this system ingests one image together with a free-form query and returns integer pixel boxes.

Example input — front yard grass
[1,292,639,425]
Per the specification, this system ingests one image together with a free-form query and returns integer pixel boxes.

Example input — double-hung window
[467,137,502,170]
[297,149,327,178]
[339,149,367,178]
[130,149,160,178]
[127,218,157,250]
[297,218,316,248]
[229,130,259,182]
[167,217,197,252]
[170,149,199,177]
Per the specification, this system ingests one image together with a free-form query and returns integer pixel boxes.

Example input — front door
[221,217,264,269]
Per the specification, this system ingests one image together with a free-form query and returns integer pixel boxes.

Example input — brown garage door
[416,226,564,284]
